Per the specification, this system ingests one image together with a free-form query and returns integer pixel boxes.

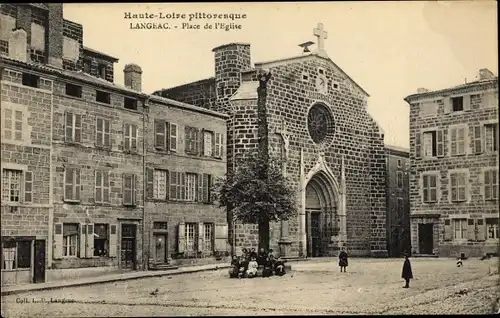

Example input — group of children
[229,248,286,278]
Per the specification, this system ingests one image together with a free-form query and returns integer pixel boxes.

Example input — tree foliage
[213,151,297,224]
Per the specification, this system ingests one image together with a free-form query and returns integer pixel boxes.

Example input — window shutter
[185,126,191,153]
[444,219,452,241]
[463,95,471,111]
[199,128,205,156]
[437,129,444,157]
[466,219,475,241]
[473,125,483,154]
[123,174,131,205]
[64,167,73,201]
[95,171,102,203]
[165,122,171,151]
[211,133,216,157]
[124,123,130,151]
[169,123,178,152]
[214,224,228,253]
[79,224,87,258]
[443,97,451,114]
[198,222,204,252]
[108,224,118,257]
[74,114,82,142]
[476,219,486,241]
[203,173,210,203]
[54,223,64,259]
[209,174,214,203]
[178,222,186,253]
[197,173,203,202]
[170,170,177,200]
[132,174,137,204]
[104,120,110,147]
[415,132,421,159]
[155,120,166,149]
[65,112,73,142]
[96,118,103,147]
[103,171,110,203]
[86,223,95,258]
[218,134,224,159]
[75,168,81,201]
[24,171,33,203]
[146,168,154,200]
[214,133,221,158]
[131,124,137,151]
[180,172,186,200]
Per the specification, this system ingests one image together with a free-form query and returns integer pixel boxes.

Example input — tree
[213,151,297,251]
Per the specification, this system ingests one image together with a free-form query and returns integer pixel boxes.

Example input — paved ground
[1,258,499,317]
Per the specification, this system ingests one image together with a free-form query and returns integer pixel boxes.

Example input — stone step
[149,265,179,271]
[412,254,439,258]
[282,257,309,262]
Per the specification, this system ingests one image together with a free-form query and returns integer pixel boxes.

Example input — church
[154,23,388,258]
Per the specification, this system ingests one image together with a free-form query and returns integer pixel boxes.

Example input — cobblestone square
[1,258,499,317]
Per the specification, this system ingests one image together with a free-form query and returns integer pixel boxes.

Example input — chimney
[417,88,429,93]
[479,68,495,80]
[124,64,142,91]
[46,4,64,68]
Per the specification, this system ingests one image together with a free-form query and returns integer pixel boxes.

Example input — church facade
[154,24,388,257]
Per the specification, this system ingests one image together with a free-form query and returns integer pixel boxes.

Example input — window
[93,224,108,257]
[484,169,498,201]
[203,131,214,157]
[95,170,110,204]
[97,64,106,79]
[302,72,309,82]
[486,218,499,239]
[65,112,82,143]
[450,126,466,156]
[22,73,40,88]
[185,223,196,252]
[214,133,223,159]
[1,241,31,270]
[332,81,339,90]
[64,167,81,202]
[63,223,79,257]
[397,159,402,168]
[123,123,137,152]
[204,223,213,251]
[185,126,199,154]
[65,83,82,98]
[3,108,23,141]
[154,121,177,151]
[186,173,197,202]
[169,123,178,152]
[484,123,499,153]
[96,118,111,148]
[124,97,138,110]
[153,169,168,200]
[96,90,111,104]
[318,68,324,75]
[83,59,91,73]
[450,172,467,202]
[123,174,136,206]
[451,96,463,112]
[2,169,22,203]
[422,174,437,203]
[453,219,467,239]
[397,171,403,189]
[153,222,168,230]
[169,171,184,201]
[396,197,404,220]
[422,131,437,157]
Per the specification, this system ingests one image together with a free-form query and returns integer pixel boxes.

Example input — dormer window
[83,59,91,73]
[22,73,40,88]
[451,96,464,112]
[98,64,106,79]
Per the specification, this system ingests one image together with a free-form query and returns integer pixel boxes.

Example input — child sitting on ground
[229,255,239,278]
[246,257,258,278]
[274,257,286,276]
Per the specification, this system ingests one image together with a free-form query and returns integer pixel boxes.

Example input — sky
[63,2,498,149]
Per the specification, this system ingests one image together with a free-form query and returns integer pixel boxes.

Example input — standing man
[401,253,413,288]
[338,247,348,272]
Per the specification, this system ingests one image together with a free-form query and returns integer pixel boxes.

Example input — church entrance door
[305,172,338,257]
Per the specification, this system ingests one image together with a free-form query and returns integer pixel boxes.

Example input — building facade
[1,3,228,286]
[154,24,388,258]
[404,68,499,258]
[385,145,410,257]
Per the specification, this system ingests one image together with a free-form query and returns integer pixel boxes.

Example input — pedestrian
[338,247,348,272]
[401,253,413,288]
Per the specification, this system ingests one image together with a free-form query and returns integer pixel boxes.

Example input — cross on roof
[313,22,328,52]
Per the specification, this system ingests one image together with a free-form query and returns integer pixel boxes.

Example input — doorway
[33,240,45,283]
[153,233,168,264]
[121,224,137,269]
[418,223,434,254]
[306,211,322,257]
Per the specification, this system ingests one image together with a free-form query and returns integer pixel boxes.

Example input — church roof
[254,52,370,97]
[229,81,259,101]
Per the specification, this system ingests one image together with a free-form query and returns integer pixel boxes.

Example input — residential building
[404,68,499,257]
[385,145,410,257]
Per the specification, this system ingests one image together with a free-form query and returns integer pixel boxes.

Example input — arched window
[307,103,335,145]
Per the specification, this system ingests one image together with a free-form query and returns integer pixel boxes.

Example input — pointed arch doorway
[305,172,339,257]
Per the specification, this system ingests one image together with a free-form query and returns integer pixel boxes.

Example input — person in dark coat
[338,247,348,272]
[257,248,267,266]
[229,255,239,278]
[274,257,286,276]
[262,257,273,278]
[401,253,413,288]
[250,248,258,260]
